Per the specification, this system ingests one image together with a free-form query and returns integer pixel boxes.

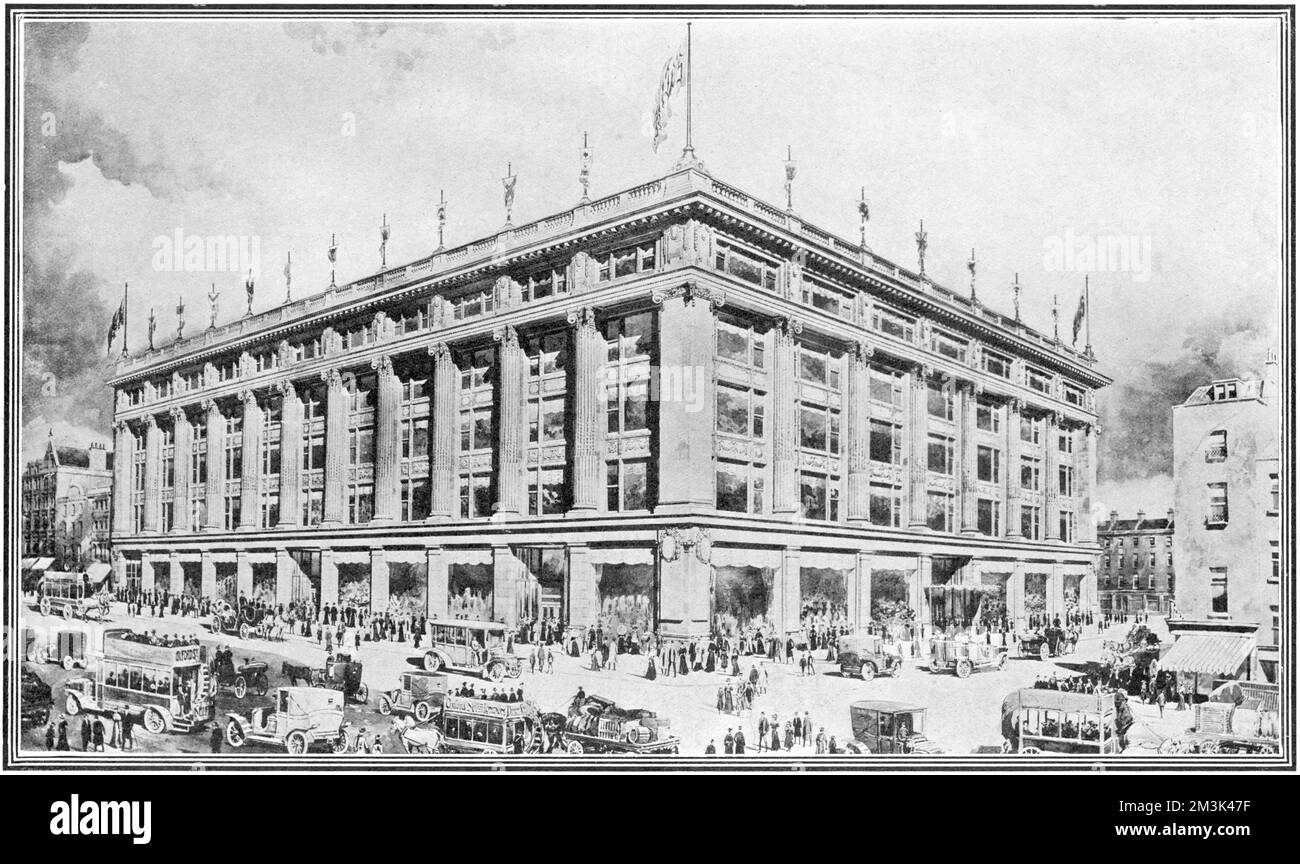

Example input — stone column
[1044,412,1060,540]
[370,547,390,612]
[371,356,400,522]
[426,343,458,521]
[170,408,192,533]
[1080,423,1098,543]
[111,421,133,536]
[142,415,162,534]
[320,549,339,607]
[916,553,933,633]
[200,552,216,598]
[203,400,225,531]
[655,527,711,639]
[653,282,723,513]
[235,550,253,599]
[275,547,294,608]
[168,550,183,594]
[778,547,802,634]
[238,390,262,531]
[112,552,126,591]
[492,545,519,625]
[425,545,447,620]
[141,552,155,594]
[846,341,874,523]
[493,326,528,517]
[1049,562,1064,621]
[854,551,873,630]
[772,317,802,516]
[277,380,303,528]
[567,544,598,627]
[907,364,930,528]
[1009,559,1026,628]
[567,307,604,513]
[1005,398,1023,537]
[321,369,348,527]
[959,381,979,534]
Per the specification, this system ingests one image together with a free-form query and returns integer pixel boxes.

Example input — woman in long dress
[645,654,657,681]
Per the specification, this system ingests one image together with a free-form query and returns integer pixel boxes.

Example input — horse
[282,661,314,686]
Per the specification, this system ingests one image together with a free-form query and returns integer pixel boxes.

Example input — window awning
[85,562,113,584]
[589,547,654,567]
[1159,633,1254,677]
[22,557,54,571]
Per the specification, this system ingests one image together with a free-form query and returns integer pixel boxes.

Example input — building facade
[22,436,113,569]
[1170,361,1281,683]
[108,165,1109,639]
[1097,509,1175,616]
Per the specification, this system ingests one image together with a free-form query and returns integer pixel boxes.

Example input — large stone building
[21,434,113,569]
[1168,359,1281,684]
[107,164,1109,639]
[1097,509,1176,616]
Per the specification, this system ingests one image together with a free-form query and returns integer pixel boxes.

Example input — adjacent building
[1097,509,1176,616]
[1167,359,1281,685]
[21,434,113,570]
[107,162,1110,640]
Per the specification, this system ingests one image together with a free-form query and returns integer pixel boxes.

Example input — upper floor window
[713,240,776,291]
[717,384,764,439]
[927,434,954,475]
[252,350,278,373]
[1210,567,1228,616]
[292,336,321,362]
[393,302,429,335]
[1020,415,1041,445]
[451,287,495,321]
[982,349,1012,379]
[976,400,1002,433]
[872,307,915,343]
[216,360,239,382]
[930,329,967,364]
[522,265,569,301]
[154,377,173,399]
[1025,366,1053,395]
[799,404,839,455]
[869,366,904,407]
[1063,383,1085,406]
[1209,382,1238,401]
[1269,473,1280,514]
[339,320,373,351]
[802,276,851,319]
[799,346,841,390]
[460,347,494,392]
[1058,431,1074,454]
[1207,483,1229,525]
[715,315,765,369]
[927,380,953,421]
[599,242,657,282]
[606,311,654,363]
[1206,429,1227,462]
[526,331,568,378]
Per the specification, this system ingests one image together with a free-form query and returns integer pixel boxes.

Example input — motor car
[927,637,1007,678]
[837,634,904,681]
[845,700,944,754]
[377,670,449,722]
[21,669,53,730]
[224,687,349,754]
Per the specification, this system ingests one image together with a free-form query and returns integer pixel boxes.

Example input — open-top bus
[63,629,213,734]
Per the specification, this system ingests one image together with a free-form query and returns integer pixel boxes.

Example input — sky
[21,14,1284,522]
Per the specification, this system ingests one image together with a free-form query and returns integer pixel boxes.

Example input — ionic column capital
[566,305,599,333]
[651,280,726,309]
[370,354,395,378]
[492,324,521,351]
[428,341,453,365]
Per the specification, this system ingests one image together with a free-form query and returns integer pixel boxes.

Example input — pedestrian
[57,716,70,751]
[705,740,716,755]
[45,722,55,750]
[93,718,105,752]
[210,724,223,753]
[803,711,812,747]
[757,712,769,752]
[770,723,781,754]
[723,729,735,754]
[815,727,827,754]
[733,728,746,754]
[1156,688,1166,718]
[80,717,92,752]
[120,713,134,751]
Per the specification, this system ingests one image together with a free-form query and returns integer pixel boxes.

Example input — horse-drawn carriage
[927,638,1007,678]
[209,646,269,699]
[541,693,680,755]
[1016,627,1077,661]
[283,654,368,704]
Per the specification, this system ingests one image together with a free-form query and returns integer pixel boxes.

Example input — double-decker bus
[63,629,214,734]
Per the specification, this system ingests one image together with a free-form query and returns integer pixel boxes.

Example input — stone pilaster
[492,545,518,625]
[203,400,225,531]
[1005,398,1023,537]
[566,544,597,627]
[493,325,528,516]
[200,552,216,598]
[1081,423,1098,543]
[907,364,930,528]
[277,380,303,527]
[778,547,802,634]
[170,408,192,533]
[771,317,802,516]
[846,340,873,523]
[425,545,447,620]
[655,527,712,639]
[370,547,390,611]
[959,381,979,533]
[169,550,183,595]
[320,549,338,607]
[568,307,604,512]
[914,554,932,633]
[235,549,252,599]
[370,356,400,522]
[142,415,162,534]
[427,343,457,521]
[141,552,155,594]
[274,549,294,609]
[854,551,873,630]
[111,421,132,536]
[238,389,262,531]
[1044,412,1060,540]
[321,369,348,527]
[1009,559,1026,627]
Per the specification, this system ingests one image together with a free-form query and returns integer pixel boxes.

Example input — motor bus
[436,694,546,754]
[63,629,213,734]
[422,619,522,681]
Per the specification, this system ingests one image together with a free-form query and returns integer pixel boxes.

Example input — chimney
[88,442,107,473]
[1109,509,1118,526]
[1167,508,1175,524]
[1135,509,1145,525]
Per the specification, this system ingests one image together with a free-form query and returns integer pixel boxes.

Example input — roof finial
[783,145,796,212]
[915,219,928,277]
[579,132,592,204]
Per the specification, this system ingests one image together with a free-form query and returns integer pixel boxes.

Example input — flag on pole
[1072,289,1087,347]
[651,41,686,153]
[106,287,127,356]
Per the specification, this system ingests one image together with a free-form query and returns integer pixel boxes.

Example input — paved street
[20,602,1194,758]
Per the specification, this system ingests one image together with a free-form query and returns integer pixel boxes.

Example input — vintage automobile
[845,701,945,754]
[837,634,904,681]
[309,654,369,704]
[1157,682,1280,755]
[37,573,108,622]
[927,637,1008,678]
[25,628,88,671]
[1000,688,1128,754]
[377,670,449,722]
[208,647,269,699]
[543,693,681,755]
[1016,627,1076,660]
[422,619,523,682]
[208,601,259,640]
[224,687,349,754]
[21,669,53,730]
[435,694,548,754]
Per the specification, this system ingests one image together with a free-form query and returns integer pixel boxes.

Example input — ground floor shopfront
[111,514,1098,639]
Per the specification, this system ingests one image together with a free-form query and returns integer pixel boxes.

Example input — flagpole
[1085,275,1093,358]
[121,282,129,358]
[683,22,694,163]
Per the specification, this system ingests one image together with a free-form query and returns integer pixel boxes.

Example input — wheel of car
[508,665,521,679]
[861,662,876,682]
[422,652,441,673]
[414,701,431,723]
[253,673,269,696]
[238,623,251,641]
[378,695,393,716]
[61,604,74,620]
[955,659,973,679]
[234,676,248,699]
[1021,746,1042,755]
[209,615,221,633]
[355,683,369,703]
[143,708,167,735]
[64,693,81,716]
[566,740,584,755]
[39,598,51,616]
[929,661,943,674]
[1039,644,1050,662]
[1200,741,1221,755]
[225,719,245,747]
[285,731,308,754]
[487,663,505,683]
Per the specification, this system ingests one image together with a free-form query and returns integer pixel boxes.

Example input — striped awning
[1159,634,1254,677]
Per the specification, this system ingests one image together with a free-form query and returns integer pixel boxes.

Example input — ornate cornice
[651,280,726,309]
